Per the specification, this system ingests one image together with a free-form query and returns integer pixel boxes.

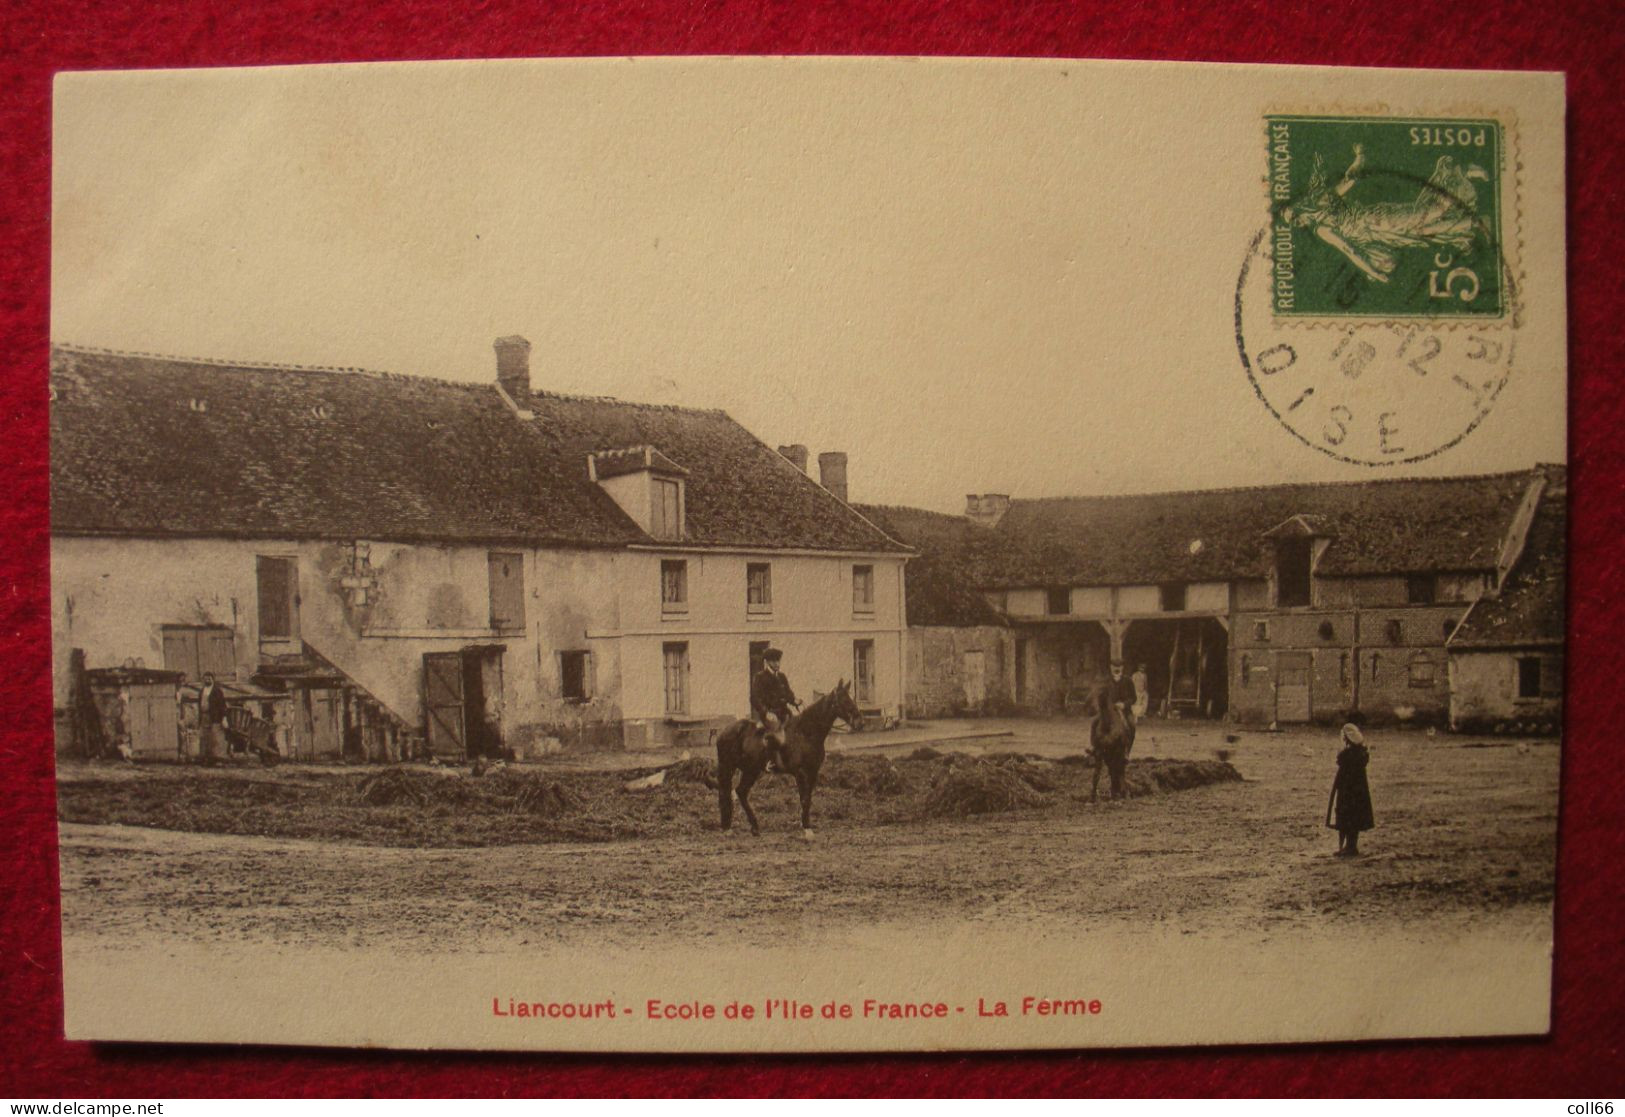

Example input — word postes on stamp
[1266,115,1506,320]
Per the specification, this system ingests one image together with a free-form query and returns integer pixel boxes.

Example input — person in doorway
[1326,722,1375,856]
[198,671,228,766]
[1131,663,1150,720]
[750,647,800,772]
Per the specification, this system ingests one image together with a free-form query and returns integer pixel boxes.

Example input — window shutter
[162,630,200,681]
[201,629,237,680]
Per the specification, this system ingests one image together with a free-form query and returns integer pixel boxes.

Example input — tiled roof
[853,504,1006,627]
[49,346,907,553]
[1450,469,1566,649]
[968,471,1540,588]
[863,471,1545,603]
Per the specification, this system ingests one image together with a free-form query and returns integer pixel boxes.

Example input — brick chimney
[493,335,532,407]
[818,451,848,503]
[965,493,1011,527]
[777,444,809,473]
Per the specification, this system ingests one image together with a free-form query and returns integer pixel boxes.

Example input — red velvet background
[2,0,1621,1098]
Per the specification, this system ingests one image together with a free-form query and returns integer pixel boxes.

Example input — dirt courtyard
[57,719,1558,954]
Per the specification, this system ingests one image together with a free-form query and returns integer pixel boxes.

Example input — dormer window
[651,478,683,541]
[589,445,688,541]
[1276,538,1313,608]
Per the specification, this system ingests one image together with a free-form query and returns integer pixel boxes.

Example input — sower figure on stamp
[750,647,800,773]
[1326,722,1375,857]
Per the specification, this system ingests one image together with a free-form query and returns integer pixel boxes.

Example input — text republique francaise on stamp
[1237,114,1520,466]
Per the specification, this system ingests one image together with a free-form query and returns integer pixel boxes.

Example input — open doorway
[423,645,505,760]
[1121,618,1229,718]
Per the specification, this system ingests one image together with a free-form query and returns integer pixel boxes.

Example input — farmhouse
[875,468,1563,727]
[50,339,909,761]
[1446,468,1566,733]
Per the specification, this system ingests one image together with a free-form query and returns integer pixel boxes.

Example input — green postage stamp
[1267,115,1506,319]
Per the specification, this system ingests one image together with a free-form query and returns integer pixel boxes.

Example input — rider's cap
[764,647,784,661]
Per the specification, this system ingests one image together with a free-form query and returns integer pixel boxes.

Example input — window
[488,551,526,631]
[852,564,875,613]
[560,651,592,702]
[1385,618,1404,644]
[1370,653,1382,683]
[1443,617,1458,640]
[1276,539,1313,607]
[1239,653,1250,686]
[1408,652,1436,688]
[162,625,236,683]
[661,560,688,613]
[1339,652,1351,688]
[1159,583,1186,612]
[1046,587,1071,615]
[1318,620,1336,641]
[651,478,683,541]
[256,556,298,641]
[1406,573,1437,605]
[853,639,876,706]
[662,643,690,714]
[1253,620,1270,642]
[747,563,773,613]
[1517,657,1541,699]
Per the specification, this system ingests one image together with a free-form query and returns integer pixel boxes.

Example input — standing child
[1326,723,1374,856]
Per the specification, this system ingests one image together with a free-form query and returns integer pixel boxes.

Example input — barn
[1446,468,1566,733]
[879,468,1562,727]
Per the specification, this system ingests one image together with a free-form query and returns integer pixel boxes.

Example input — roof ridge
[1010,468,1542,506]
[51,342,732,412]
[530,387,728,416]
[51,342,435,384]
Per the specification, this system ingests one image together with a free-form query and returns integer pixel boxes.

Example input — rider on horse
[1106,659,1138,733]
[751,647,800,772]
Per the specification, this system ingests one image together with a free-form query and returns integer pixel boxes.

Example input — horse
[1089,682,1137,802]
[714,680,864,838]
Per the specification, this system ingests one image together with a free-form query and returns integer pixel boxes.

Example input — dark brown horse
[715,681,863,838]
[1089,682,1137,802]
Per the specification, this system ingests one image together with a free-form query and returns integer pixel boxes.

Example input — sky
[51,58,1567,513]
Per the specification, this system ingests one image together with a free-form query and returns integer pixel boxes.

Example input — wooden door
[256,556,299,641]
[310,688,343,759]
[127,685,178,759]
[1275,652,1312,723]
[424,652,466,758]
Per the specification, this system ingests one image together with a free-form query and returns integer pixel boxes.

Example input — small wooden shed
[86,666,184,761]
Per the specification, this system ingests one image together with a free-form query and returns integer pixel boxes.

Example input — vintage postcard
[49,57,1566,1051]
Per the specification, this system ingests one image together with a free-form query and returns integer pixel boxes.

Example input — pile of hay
[486,769,583,816]
[353,769,448,807]
[919,755,1053,817]
[663,757,719,787]
[823,754,907,796]
[352,767,583,818]
[1118,759,1242,796]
